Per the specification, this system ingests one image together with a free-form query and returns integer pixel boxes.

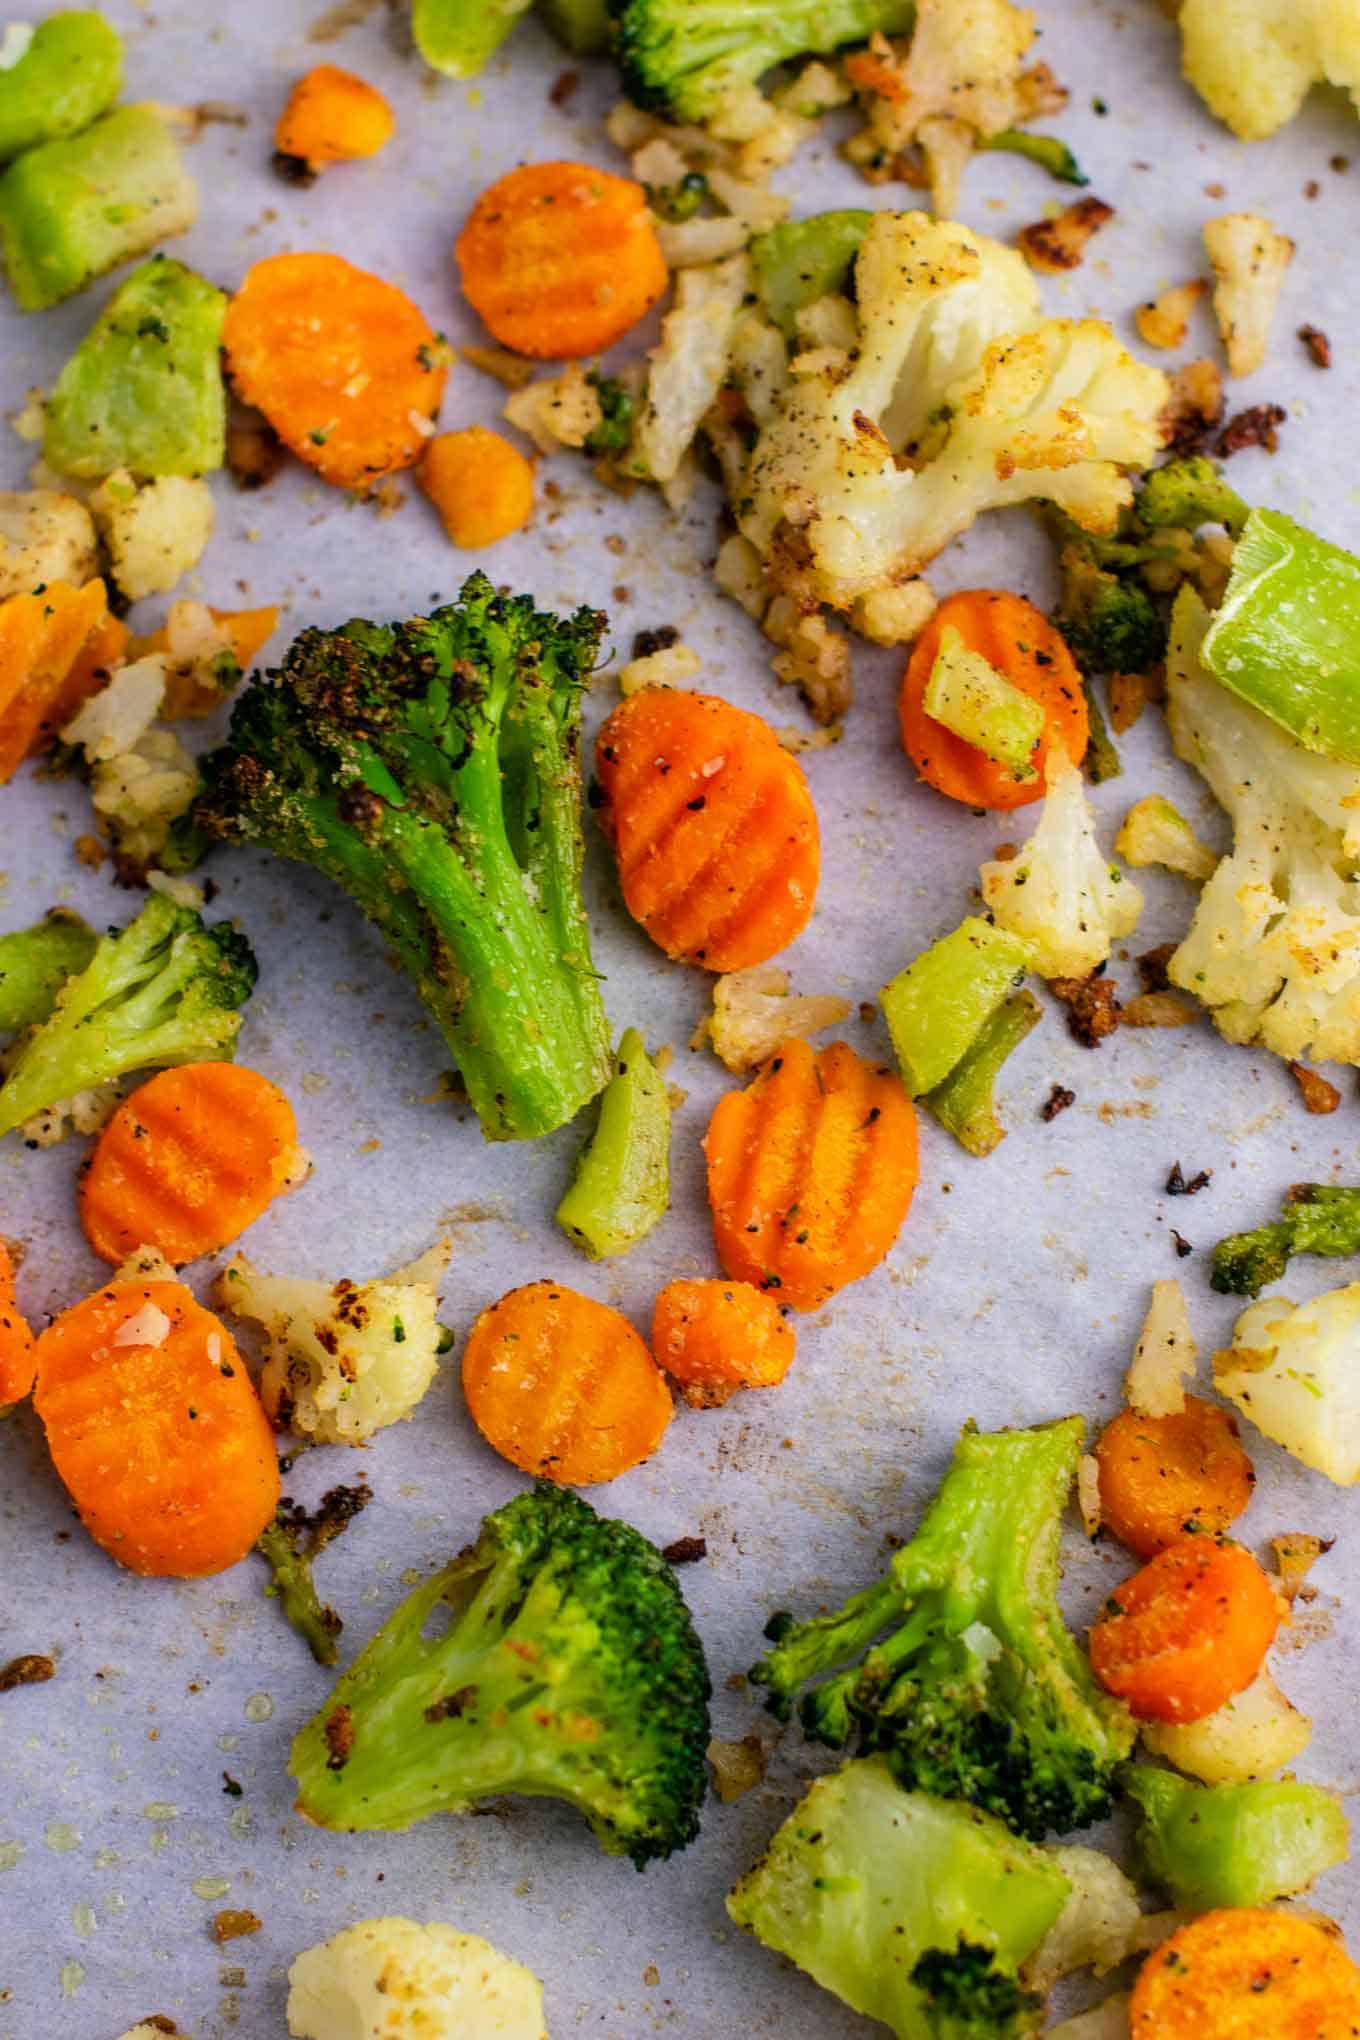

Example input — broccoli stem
[1211,1184,1360,1297]
[1124,1764,1349,1908]
[540,0,613,53]
[557,1027,671,1258]
[923,628,1046,776]
[412,0,535,77]
[880,916,1034,1098]
[980,129,1088,186]
[257,1519,343,1666]
[0,912,96,1037]
[926,990,1040,1158]
[750,211,872,338]
[0,11,123,164]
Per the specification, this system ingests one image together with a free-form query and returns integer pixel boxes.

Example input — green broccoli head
[0,894,256,1139]
[192,572,612,1143]
[753,1419,1134,1841]
[728,1758,1069,2038]
[1137,455,1248,537]
[1054,542,1166,677]
[612,0,914,126]
[290,1482,712,1868]
[585,372,637,456]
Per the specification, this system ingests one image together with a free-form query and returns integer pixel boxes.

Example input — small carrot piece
[32,1278,279,1577]
[420,427,534,549]
[222,252,449,492]
[456,161,667,359]
[900,590,1088,811]
[0,579,110,781]
[1130,1908,1360,2039]
[1095,1396,1255,1559]
[0,1240,35,1406]
[1090,1535,1280,1724]
[79,1064,307,1268]
[596,689,821,973]
[275,64,393,173]
[462,1279,672,1485]
[704,1037,919,1312]
[217,605,279,672]
[651,1278,795,1409]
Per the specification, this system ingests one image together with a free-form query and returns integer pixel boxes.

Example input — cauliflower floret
[1165,585,1360,1062]
[1115,795,1218,881]
[216,1240,449,1447]
[979,754,1143,979]
[699,963,852,1072]
[634,253,751,483]
[1124,1278,1197,1417]
[739,212,1167,608]
[1203,211,1294,378]
[1215,1283,1360,1484]
[90,470,215,602]
[61,656,167,762]
[1177,0,1360,140]
[286,1917,547,2040]
[1022,1846,1144,1997]
[0,487,98,596]
[1140,1667,1311,1783]
[90,726,201,868]
[503,361,605,454]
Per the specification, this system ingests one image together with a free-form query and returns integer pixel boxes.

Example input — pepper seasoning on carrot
[1094,1396,1255,1559]
[1130,1908,1360,2039]
[1089,1534,1280,1723]
[652,1279,795,1409]
[0,579,113,783]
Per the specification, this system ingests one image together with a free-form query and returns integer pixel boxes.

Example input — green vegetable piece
[881,915,1034,1098]
[1082,680,1122,783]
[556,1027,671,1259]
[923,626,1046,776]
[0,11,122,162]
[1202,508,1360,763]
[750,210,872,337]
[412,0,535,78]
[1137,455,1247,536]
[44,256,227,480]
[1125,1764,1349,1909]
[1211,1183,1360,1298]
[0,104,197,313]
[927,990,1040,1158]
[584,373,635,456]
[615,0,915,125]
[1114,795,1217,881]
[257,1483,372,1668]
[0,894,256,1140]
[289,1482,711,1868]
[0,911,97,1038]
[646,168,709,221]
[539,0,612,53]
[980,129,1088,186]
[728,1758,1070,2038]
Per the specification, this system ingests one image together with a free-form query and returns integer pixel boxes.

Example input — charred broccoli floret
[612,0,914,126]
[753,1418,1134,1840]
[191,573,612,1142]
[290,1482,712,1868]
[1211,1183,1360,1297]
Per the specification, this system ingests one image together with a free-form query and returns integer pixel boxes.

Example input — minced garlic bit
[112,1301,173,1349]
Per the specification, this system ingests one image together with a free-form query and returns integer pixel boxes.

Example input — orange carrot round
[1130,1908,1360,2040]
[32,1279,279,1577]
[275,64,393,171]
[78,1064,307,1268]
[704,1037,918,1312]
[1089,1535,1280,1724]
[899,590,1087,811]
[1095,1397,1255,1560]
[0,1240,35,1406]
[420,427,534,549]
[462,1280,672,1485]
[596,688,821,973]
[456,161,667,359]
[652,1278,796,1409]
[222,252,448,492]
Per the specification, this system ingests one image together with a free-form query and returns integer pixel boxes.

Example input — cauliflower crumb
[112,1244,179,1285]
[1125,1278,1197,1417]
[61,657,167,763]
[713,532,769,620]
[286,1917,547,2040]
[1203,211,1295,378]
[9,387,47,443]
[1076,1453,1103,1538]
[503,361,604,454]
[13,1082,120,1147]
[764,600,853,725]
[701,963,852,1072]
[1135,278,1208,351]
[112,1301,173,1349]
[618,642,702,695]
[1022,1846,1143,1996]
[851,580,938,648]
[90,471,216,602]
[1216,1283,1360,1485]
[980,755,1143,980]
[0,487,97,597]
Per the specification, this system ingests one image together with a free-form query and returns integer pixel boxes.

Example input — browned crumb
[1135,278,1207,351]
[1170,1229,1193,1258]
[549,68,580,107]
[1121,990,1196,1028]
[1136,944,1178,995]
[1298,323,1332,368]
[1108,666,1165,734]
[991,840,1019,862]
[661,1536,708,1565]
[1217,402,1287,457]
[1161,356,1225,455]
[458,343,535,391]
[1271,1531,1333,1603]
[1040,1084,1075,1122]
[632,624,679,659]
[1017,196,1114,272]
[73,833,106,870]
[271,149,317,188]
[211,1910,263,1945]
[707,1733,767,1804]
[1288,1060,1341,1114]
[1050,972,1120,1047]
[226,410,287,490]
[322,1702,354,1770]
[1166,1161,1212,1196]
[0,1654,55,1691]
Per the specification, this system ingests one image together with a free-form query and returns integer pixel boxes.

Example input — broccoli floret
[0,910,97,1037]
[752,1417,1134,1840]
[613,0,914,127]
[584,372,636,456]
[290,1482,712,1868]
[1137,454,1248,536]
[727,1758,1070,2038]
[1124,1763,1349,1909]
[1211,1183,1360,1297]
[0,894,256,1140]
[1055,542,1165,678]
[258,1482,372,1667]
[191,573,612,1143]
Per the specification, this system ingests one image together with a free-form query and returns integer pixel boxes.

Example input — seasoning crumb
[0,1653,55,1691]
[706,1733,767,1803]
[1170,1229,1193,1259]
[1136,943,1178,995]
[1166,1161,1212,1197]
[548,68,580,107]
[211,1909,262,1944]
[661,1535,708,1565]
[632,624,679,660]
[1288,1060,1341,1115]
[322,1703,354,1771]
[221,1771,242,1798]
[1050,972,1120,1047]
[1217,403,1287,457]
[1040,1084,1075,1122]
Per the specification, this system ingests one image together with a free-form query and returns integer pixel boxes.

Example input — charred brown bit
[1166,1160,1212,1197]
[424,1684,478,1723]
[1271,1530,1333,1603]
[1136,944,1178,995]
[1121,990,1196,1028]
[271,148,317,187]
[0,1653,55,1691]
[1288,1060,1341,1115]
[1170,1229,1193,1258]
[323,1702,354,1770]
[226,409,287,490]
[1040,1083,1075,1122]
[1108,666,1165,735]
[1017,197,1114,272]
[549,68,580,107]
[661,1535,708,1565]
[131,2020,179,2036]
[1161,357,1224,456]
[1217,402,1287,457]
[1050,971,1120,1047]
[211,1909,263,1944]
[632,624,680,660]
[1136,278,1208,351]
[1298,324,1332,368]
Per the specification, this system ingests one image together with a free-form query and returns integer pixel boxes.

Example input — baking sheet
[2,2,1359,2033]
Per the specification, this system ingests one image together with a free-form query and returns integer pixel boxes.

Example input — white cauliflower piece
[216,1240,449,1447]
[1203,211,1294,377]
[12,1081,120,1147]
[61,656,166,762]
[91,727,201,867]
[0,487,97,596]
[701,963,852,1072]
[1140,1667,1311,1782]
[979,755,1142,978]
[617,642,703,694]
[1177,0,1360,140]
[1165,585,1360,1062]
[90,471,215,602]
[503,361,605,454]
[739,212,1167,608]
[1115,795,1218,882]
[1023,1846,1144,1997]
[286,1917,547,2040]
[1124,1279,1197,1417]
[1215,1283,1360,1484]
[635,253,750,483]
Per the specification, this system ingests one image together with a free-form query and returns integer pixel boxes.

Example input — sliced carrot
[420,427,534,549]
[1130,1908,1360,2039]
[275,64,393,172]
[1095,1396,1255,1560]
[78,1063,306,1268]
[456,161,667,360]
[0,1240,35,1406]
[1090,1535,1280,1724]
[461,1279,672,1485]
[704,1037,919,1312]
[0,579,110,781]
[651,1278,795,1409]
[32,1279,279,1577]
[218,605,279,672]
[899,589,1087,811]
[596,688,821,973]
[222,253,449,492]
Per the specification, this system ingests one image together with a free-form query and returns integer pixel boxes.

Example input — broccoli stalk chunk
[412,0,536,79]
[926,990,1040,1158]
[556,1026,671,1259]
[753,1417,1135,1839]
[0,895,256,1141]
[192,574,613,1142]
[1124,1764,1349,1908]
[0,11,123,163]
[1211,1184,1360,1298]
[728,1758,1071,2039]
[290,1483,711,1868]
[0,910,97,1037]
